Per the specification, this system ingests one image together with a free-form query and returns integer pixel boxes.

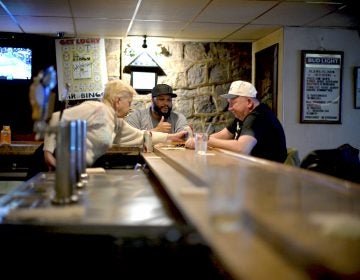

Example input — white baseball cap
[221,80,257,99]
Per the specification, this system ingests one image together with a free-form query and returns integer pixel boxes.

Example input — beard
[153,103,172,119]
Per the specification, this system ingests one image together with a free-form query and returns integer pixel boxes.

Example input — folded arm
[185,127,257,155]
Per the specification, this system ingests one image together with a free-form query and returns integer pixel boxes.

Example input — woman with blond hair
[43,79,186,170]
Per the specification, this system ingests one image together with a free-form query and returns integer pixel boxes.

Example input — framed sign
[55,38,108,101]
[131,71,158,94]
[355,67,360,109]
[300,50,343,124]
[255,44,278,115]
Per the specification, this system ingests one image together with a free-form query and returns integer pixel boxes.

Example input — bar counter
[0,141,141,156]
[0,169,226,279]
[0,142,143,179]
[143,144,360,280]
[0,141,43,180]
[0,141,41,155]
[0,143,359,279]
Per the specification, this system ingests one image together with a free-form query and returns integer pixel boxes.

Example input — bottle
[143,130,153,153]
[1,125,11,145]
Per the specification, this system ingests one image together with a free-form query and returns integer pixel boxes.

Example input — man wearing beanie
[126,83,188,133]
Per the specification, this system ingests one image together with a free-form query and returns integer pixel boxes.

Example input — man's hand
[153,116,171,133]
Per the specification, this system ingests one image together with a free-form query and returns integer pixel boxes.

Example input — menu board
[300,51,343,123]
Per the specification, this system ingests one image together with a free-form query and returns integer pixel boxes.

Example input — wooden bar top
[143,144,360,280]
[0,170,175,226]
[0,141,42,155]
[0,142,141,156]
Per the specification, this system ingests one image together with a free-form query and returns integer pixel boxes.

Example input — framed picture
[255,43,278,115]
[300,50,343,124]
[355,67,360,109]
[131,71,158,94]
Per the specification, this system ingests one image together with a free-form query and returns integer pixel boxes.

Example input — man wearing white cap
[186,80,287,163]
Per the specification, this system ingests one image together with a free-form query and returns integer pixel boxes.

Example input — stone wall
[106,39,252,133]
[105,39,121,80]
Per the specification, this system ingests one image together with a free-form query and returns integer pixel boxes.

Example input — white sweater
[43,101,168,166]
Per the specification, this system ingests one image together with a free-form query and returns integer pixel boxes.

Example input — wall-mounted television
[0,46,32,80]
[0,32,57,136]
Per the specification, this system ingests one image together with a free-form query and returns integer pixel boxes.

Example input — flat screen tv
[0,47,32,80]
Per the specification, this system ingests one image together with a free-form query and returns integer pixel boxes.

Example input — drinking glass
[194,132,208,155]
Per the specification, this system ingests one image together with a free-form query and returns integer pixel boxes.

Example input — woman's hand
[44,150,56,171]
[166,130,187,142]
[185,137,195,149]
